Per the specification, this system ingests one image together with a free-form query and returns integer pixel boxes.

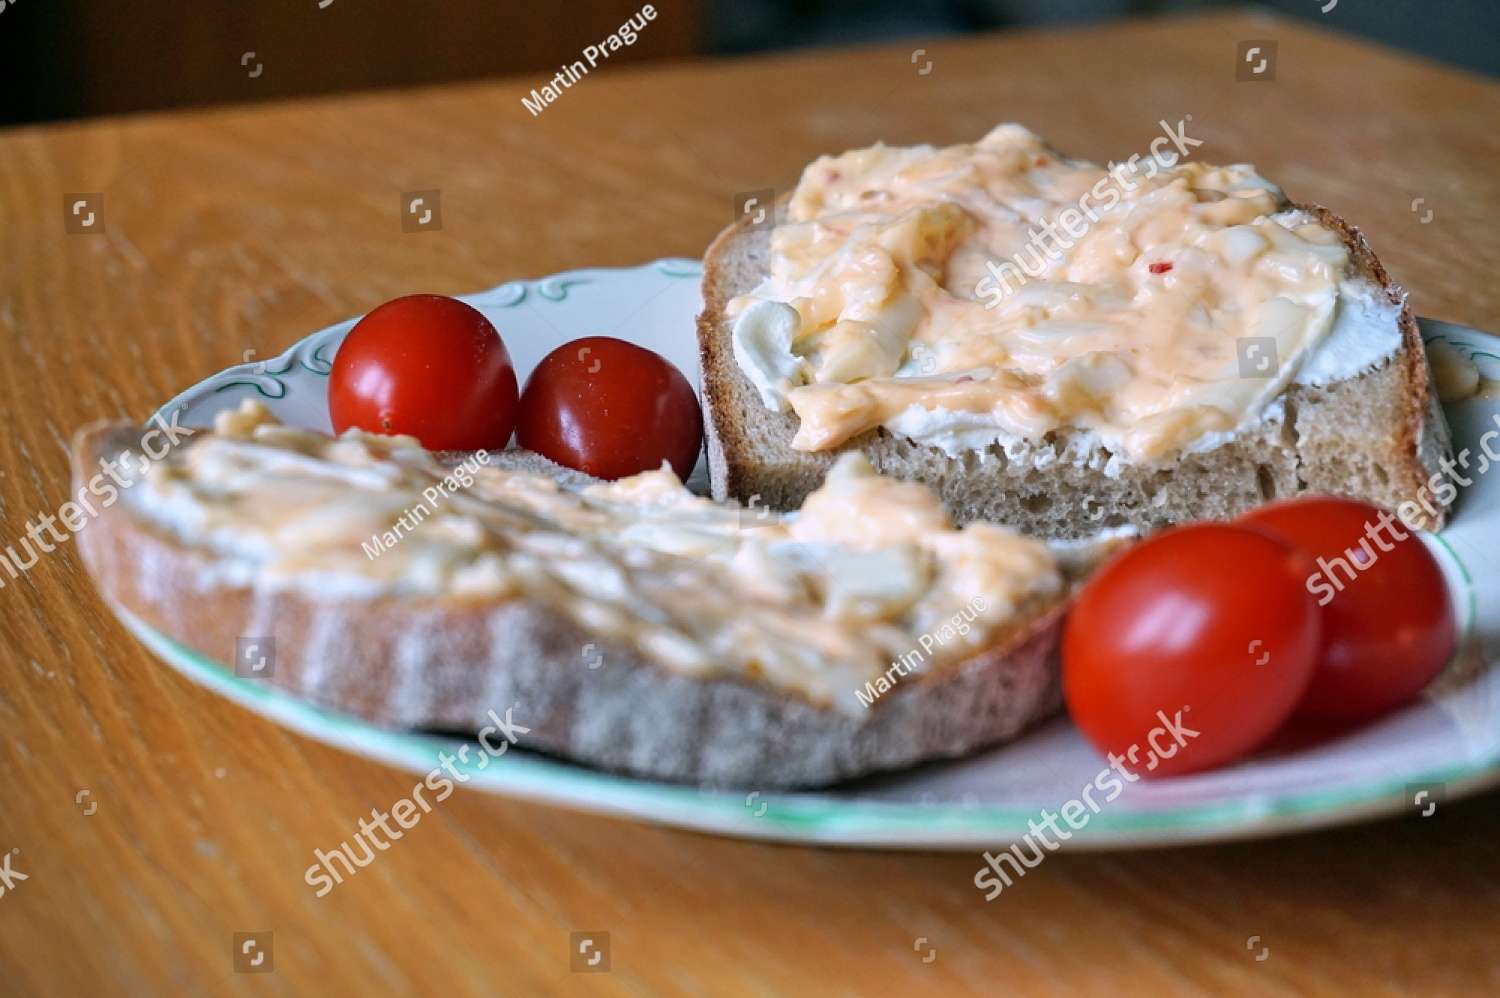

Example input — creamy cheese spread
[131,400,1078,710]
[729,124,1404,464]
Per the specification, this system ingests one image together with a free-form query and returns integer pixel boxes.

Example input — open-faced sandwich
[699,124,1454,536]
[74,401,1127,788]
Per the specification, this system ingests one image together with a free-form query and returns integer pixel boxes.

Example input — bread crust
[74,425,1073,789]
[697,196,1454,534]
[1297,204,1451,521]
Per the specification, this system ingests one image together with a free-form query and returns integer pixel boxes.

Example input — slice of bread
[699,201,1455,537]
[74,422,1109,789]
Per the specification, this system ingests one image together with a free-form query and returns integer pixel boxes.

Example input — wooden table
[3,9,1498,995]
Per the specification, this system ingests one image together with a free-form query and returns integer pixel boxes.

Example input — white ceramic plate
[130,260,1500,850]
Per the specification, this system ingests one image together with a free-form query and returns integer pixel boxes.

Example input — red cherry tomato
[1238,497,1456,724]
[516,336,703,480]
[329,294,518,451]
[1063,524,1321,778]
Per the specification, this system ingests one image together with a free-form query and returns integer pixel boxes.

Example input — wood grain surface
[2,8,1499,995]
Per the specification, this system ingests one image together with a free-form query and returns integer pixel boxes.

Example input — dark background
[0,0,1494,128]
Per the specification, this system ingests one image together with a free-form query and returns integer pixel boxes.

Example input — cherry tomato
[516,336,703,480]
[1238,497,1456,724]
[1063,524,1321,778]
[329,294,518,451]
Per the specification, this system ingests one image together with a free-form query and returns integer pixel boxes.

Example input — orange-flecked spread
[728,124,1356,463]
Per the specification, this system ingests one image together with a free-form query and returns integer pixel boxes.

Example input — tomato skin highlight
[1238,497,1456,724]
[1063,524,1321,778]
[329,294,518,451]
[516,336,703,480]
